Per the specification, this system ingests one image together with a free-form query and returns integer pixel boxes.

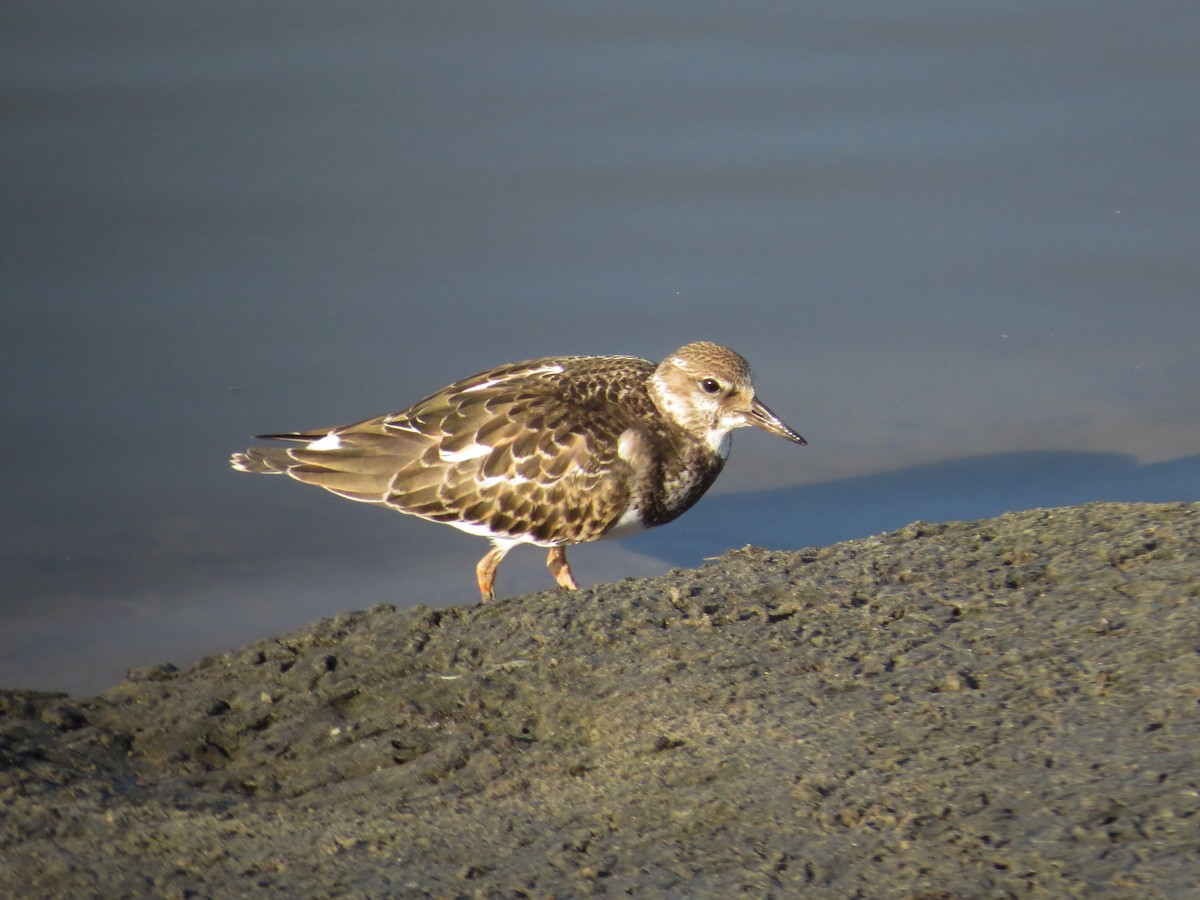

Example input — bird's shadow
[627,450,1200,568]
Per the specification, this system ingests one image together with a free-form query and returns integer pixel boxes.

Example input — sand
[3,501,1198,897]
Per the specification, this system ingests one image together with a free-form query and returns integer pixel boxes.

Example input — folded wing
[231,363,640,545]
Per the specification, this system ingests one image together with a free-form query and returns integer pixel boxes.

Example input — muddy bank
[3,501,1198,897]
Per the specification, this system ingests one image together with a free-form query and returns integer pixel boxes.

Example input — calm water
[4,1,1198,694]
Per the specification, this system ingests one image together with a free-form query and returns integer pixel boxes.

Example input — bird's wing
[379,370,639,544]
[241,360,643,543]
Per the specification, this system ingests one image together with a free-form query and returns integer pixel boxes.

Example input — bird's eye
[700,378,721,394]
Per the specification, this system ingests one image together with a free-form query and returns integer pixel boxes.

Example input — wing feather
[234,355,656,542]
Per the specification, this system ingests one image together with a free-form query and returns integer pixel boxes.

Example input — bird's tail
[231,431,327,473]
[230,446,294,474]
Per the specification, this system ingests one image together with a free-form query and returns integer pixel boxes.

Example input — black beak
[748,397,806,445]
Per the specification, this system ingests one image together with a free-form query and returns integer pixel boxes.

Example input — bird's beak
[747,397,806,445]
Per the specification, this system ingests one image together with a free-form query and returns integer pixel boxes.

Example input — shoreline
[3,501,1197,896]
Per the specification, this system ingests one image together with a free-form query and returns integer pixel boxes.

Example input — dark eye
[700,378,721,394]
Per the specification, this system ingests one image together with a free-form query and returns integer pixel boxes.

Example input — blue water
[4,1,1198,694]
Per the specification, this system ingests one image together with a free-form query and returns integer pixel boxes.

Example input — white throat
[714,430,732,458]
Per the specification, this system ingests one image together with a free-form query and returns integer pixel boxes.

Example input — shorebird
[231,341,805,601]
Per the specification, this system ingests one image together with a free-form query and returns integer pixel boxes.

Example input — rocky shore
[3,501,1198,897]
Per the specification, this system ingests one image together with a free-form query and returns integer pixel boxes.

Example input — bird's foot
[546,546,579,591]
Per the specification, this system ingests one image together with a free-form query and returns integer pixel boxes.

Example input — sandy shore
[3,501,1197,897]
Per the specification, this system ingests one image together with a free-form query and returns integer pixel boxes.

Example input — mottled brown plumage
[232,341,805,600]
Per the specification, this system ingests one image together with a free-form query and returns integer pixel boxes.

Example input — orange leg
[476,544,511,602]
[546,546,579,591]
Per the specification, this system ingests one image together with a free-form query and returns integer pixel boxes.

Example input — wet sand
[3,501,1197,897]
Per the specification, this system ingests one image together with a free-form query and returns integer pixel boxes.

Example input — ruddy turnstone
[231,341,805,601]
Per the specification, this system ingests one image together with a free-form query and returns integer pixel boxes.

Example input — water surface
[4,1,1198,693]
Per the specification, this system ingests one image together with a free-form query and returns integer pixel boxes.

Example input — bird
[231,341,805,602]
